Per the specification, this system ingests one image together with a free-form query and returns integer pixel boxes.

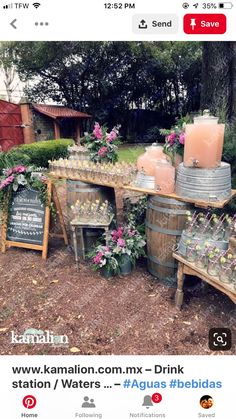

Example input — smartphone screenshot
[0,0,235,418]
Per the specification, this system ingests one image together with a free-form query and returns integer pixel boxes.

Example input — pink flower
[93,122,103,139]
[167,133,176,146]
[0,175,14,190]
[13,165,27,173]
[111,227,123,242]
[179,133,185,145]
[98,146,108,157]
[104,246,110,253]
[107,130,117,143]
[117,238,126,248]
[128,229,135,237]
[117,227,123,237]
[93,251,104,264]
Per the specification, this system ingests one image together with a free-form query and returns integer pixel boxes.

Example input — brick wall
[31,107,55,142]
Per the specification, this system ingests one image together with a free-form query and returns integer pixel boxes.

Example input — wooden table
[173,252,236,308]
[50,173,236,209]
[70,215,114,267]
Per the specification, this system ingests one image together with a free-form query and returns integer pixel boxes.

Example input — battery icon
[219,2,233,8]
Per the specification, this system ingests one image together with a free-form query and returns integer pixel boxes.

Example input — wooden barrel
[146,196,192,286]
[176,162,231,202]
[66,180,116,255]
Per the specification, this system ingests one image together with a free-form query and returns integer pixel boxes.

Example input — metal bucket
[135,172,155,189]
[178,230,229,257]
[176,162,231,201]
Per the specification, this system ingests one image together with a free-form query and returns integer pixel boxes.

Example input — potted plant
[90,245,119,278]
[90,226,146,277]
[107,226,146,276]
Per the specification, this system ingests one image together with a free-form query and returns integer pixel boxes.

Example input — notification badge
[152,393,162,404]
[184,14,226,34]
[23,395,37,409]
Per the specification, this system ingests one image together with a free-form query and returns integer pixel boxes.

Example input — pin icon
[23,395,37,409]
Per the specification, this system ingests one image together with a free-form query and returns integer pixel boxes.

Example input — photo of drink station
[0,41,236,356]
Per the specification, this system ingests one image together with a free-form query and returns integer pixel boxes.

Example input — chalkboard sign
[1,181,68,259]
[7,187,46,245]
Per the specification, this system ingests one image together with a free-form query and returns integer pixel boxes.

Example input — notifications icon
[23,395,37,409]
[142,395,153,409]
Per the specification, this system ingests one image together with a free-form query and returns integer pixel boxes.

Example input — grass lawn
[118,145,145,163]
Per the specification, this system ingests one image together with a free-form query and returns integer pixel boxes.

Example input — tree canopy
[7,41,202,121]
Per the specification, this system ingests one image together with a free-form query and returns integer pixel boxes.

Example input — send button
[133,14,179,34]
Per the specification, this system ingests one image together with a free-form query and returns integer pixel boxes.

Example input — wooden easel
[1,180,68,260]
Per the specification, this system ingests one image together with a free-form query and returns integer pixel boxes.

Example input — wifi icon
[33,2,41,8]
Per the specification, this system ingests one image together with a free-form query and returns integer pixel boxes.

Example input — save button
[183,14,226,34]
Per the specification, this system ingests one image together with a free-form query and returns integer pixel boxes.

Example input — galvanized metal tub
[178,230,229,257]
[176,162,231,201]
[135,172,155,190]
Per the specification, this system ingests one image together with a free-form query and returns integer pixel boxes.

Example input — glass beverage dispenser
[183,110,225,169]
[155,159,175,193]
[137,143,166,176]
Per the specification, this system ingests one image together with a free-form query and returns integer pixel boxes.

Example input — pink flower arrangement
[0,165,49,216]
[90,226,146,275]
[161,126,185,159]
[93,122,103,139]
[82,122,121,163]
[0,165,28,191]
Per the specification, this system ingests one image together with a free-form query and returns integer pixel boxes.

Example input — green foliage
[143,126,162,142]
[0,151,30,172]
[124,195,147,238]
[1,139,73,171]
[6,41,202,127]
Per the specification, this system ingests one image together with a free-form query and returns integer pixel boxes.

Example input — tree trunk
[200,42,236,122]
